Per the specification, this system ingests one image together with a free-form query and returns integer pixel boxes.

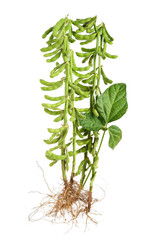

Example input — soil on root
[28,179,98,226]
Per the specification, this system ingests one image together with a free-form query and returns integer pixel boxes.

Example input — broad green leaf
[79,112,104,131]
[96,83,128,125]
[108,125,122,149]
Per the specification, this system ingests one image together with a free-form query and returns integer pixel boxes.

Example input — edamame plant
[36,15,128,224]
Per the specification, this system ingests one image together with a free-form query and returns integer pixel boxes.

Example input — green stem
[70,51,76,180]
[80,151,88,187]
[83,130,106,189]
[61,36,70,182]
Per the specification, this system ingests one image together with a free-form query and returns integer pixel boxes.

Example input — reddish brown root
[29,179,98,225]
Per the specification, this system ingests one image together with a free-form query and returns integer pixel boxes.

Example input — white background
[0,0,160,239]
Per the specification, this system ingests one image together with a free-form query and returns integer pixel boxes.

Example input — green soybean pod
[76,146,87,154]
[75,89,90,98]
[92,107,99,117]
[83,16,96,28]
[86,28,95,33]
[58,128,68,144]
[53,18,66,37]
[76,138,90,146]
[104,52,118,59]
[49,133,57,141]
[105,26,114,41]
[77,83,90,91]
[56,22,65,39]
[74,78,83,85]
[43,49,59,57]
[101,68,113,84]
[42,99,66,110]
[82,75,94,84]
[102,41,107,54]
[48,126,66,134]
[76,108,90,113]
[49,161,57,166]
[72,21,85,31]
[40,79,63,87]
[70,108,76,122]
[44,136,60,144]
[89,54,94,67]
[67,34,75,43]
[102,25,113,45]
[46,51,61,63]
[72,69,94,78]
[50,63,64,75]
[50,64,65,78]
[72,66,90,72]
[76,51,93,58]
[54,113,64,122]
[88,138,92,154]
[98,47,106,60]
[42,26,54,39]
[75,160,85,176]
[76,126,84,138]
[71,50,76,66]
[40,37,63,52]
[82,56,90,63]
[44,95,65,101]
[75,96,85,101]
[72,31,96,41]
[46,150,66,160]
[74,17,92,24]
[80,40,94,45]
[44,108,61,115]
[64,22,70,32]
[46,38,57,45]
[81,47,95,53]
[75,108,86,119]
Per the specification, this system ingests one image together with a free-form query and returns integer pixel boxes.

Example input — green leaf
[108,125,122,149]
[79,112,104,131]
[96,83,128,125]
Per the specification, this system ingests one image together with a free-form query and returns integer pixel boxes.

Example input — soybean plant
[38,15,128,221]
[40,16,91,185]
[72,16,128,205]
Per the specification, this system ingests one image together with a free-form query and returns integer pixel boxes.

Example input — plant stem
[61,37,70,182]
[83,130,106,189]
[70,50,76,182]
[80,151,88,187]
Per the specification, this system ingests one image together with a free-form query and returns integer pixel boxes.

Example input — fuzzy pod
[47,126,67,134]
[75,108,86,119]
[46,150,66,161]
[74,17,92,24]
[44,108,62,116]
[101,68,113,84]
[72,69,94,78]
[92,107,99,117]
[50,64,65,78]
[104,52,118,59]
[76,138,91,146]
[80,40,94,45]
[43,49,59,57]
[72,65,91,72]
[42,99,66,110]
[76,51,94,58]
[54,113,64,122]
[50,63,65,75]
[102,24,113,45]
[41,37,63,52]
[44,95,65,101]
[53,18,66,37]
[74,160,85,176]
[73,31,96,41]
[44,136,60,144]
[75,96,85,101]
[82,75,94,84]
[42,26,54,39]
[46,51,61,63]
